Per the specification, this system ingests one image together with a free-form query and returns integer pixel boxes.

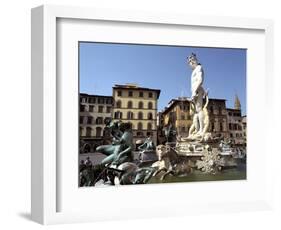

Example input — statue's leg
[196,90,204,134]
[198,110,204,134]
[160,170,174,181]
[101,154,116,165]
[193,114,199,134]
[114,146,133,164]
[96,145,115,156]
[100,145,122,165]
[153,167,167,177]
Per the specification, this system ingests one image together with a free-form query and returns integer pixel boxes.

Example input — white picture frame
[31,5,274,225]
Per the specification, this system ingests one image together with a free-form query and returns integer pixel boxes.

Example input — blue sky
[79,42,246,115]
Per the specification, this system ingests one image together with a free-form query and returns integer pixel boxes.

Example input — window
[86,127,92,137]
[116,100,121,108]
[220,122,223,131]
[98,98,104,104]
[218,106,222,115]
[139,91,143,97]
[209,106,214,114]
[117,91,122,96]
[148,112,153,120]
[106,98,112,104]
[138,101,143,109]
[79,116,84,124]
[147,132,152,136]
[127,111,134,120]
[137,122,143,130]
[181,115,185,120]
[149,92,153,98]
[82,97,87,103]
[148,102,153,109]
[128,122,133,130]
[89,105,94,112]
[147,123,152,130]
[128,91,133,97]
[128,101,133,108]
[80,105,86,112]
[106,106,111,113]
[96,117,103,125]
[87,116,93,124]
[104,117,111,125]
[89,97,96,104]
[98,106,103,113]
[229,123,232,130]
[80,127,83,136]
[137,132,143,137]
[138,112,143,119]
[96,127,102,137]
[114,111,122,119]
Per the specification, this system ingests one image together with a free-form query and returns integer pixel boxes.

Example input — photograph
[78,42,247,187]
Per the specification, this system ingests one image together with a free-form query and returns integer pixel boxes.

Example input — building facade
[112,84,160,145]
[207,99,229,139]
[79,93,114,151]
[160,97,229,139]
[226,95,246,145]
[161,97,193,137]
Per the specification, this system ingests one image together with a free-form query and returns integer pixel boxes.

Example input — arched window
[114,111,122,119]
[137,122,143,130]
[147,123,152,130]
[116,100,122,108]
[96,127,102,137]
[128,101,133,108]
[148,102,153,109]
[128,122,133,130]
[138,101,143,109]
[148,112,153,120]
[138,112,143,119]
[87,116,93,124]
[96,117,103,125]
[86,127,92,137]
[127,111,134,120]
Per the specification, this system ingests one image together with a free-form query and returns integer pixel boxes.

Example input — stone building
[207,98,229,139]
[79,93,114,152]
[112,84,160,145]
[226,95,245,145]
[161,97,193,137]
[242,115,247,142]
[160,97,229,139]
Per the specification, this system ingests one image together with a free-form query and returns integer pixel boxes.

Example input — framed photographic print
[31,5,274,225]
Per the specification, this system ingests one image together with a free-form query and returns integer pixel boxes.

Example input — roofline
[226,108,241,111]
[112,85,161,99]
[80,93,113,98]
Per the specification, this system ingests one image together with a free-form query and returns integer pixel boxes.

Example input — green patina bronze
[96,121,134,166]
